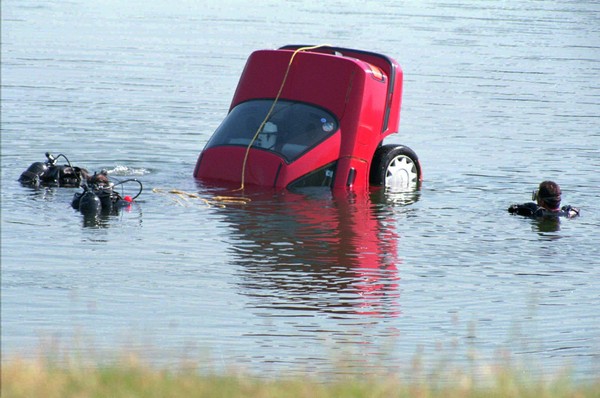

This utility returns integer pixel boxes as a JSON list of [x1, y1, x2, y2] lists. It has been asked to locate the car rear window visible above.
[[205, 99, 338, 162]]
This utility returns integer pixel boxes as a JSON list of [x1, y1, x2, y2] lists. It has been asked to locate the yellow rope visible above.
[[235, 44, 332, 191], [152, 188, 250, 208]]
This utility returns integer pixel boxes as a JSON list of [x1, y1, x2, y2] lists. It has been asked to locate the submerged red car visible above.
[[194, 45, 422, 192]]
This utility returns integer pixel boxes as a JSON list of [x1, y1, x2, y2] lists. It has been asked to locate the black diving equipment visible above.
[[19, 152, 90, 187], [71, 171, 143, 215]]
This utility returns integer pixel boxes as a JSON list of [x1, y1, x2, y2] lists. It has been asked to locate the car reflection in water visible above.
[[203, 183, 420, 318]]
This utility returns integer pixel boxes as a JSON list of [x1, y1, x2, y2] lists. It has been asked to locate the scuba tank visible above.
[[18, 162, 49, 186], [76, 186, 103, 214]]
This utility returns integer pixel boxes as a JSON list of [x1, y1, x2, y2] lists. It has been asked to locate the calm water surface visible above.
[[2, 0, 599, 381]]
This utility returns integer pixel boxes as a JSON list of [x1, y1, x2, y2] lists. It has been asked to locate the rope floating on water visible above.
[[152, 188, 251, 207]]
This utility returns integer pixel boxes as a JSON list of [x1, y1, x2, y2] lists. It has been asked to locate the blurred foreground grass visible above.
[[2, 353, 599, 398]]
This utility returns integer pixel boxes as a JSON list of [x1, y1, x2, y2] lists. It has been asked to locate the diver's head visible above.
[[534, 180, 562, 211], [89, 170, 110, 187]]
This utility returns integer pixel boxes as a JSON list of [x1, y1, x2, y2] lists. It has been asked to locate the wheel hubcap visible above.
[[385, 155, 418, 191]]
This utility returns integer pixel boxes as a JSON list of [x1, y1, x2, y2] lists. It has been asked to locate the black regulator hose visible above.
[[112, 178, 143, 200], [45, 152, 73, 168]]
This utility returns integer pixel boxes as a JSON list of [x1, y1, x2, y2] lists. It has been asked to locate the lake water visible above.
[[2, 0, 599, 382]]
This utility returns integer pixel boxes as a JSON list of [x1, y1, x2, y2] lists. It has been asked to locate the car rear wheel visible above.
[[370, 144, 421, 191]]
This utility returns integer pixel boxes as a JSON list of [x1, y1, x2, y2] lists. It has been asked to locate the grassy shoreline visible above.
[[2, 354, 599, 398]]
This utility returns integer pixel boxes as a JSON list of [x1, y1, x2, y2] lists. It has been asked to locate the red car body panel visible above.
[[197, 131, 341, 189], [194, 45, 405, 191]]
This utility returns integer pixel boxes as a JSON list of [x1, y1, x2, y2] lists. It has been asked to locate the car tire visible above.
[[370, 144, 421, 190]]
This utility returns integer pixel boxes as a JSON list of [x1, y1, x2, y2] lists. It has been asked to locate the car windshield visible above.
[[205, 99, 339, 162]]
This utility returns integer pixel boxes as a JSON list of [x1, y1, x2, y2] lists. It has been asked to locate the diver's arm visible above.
[[508, 202, 537, 217]]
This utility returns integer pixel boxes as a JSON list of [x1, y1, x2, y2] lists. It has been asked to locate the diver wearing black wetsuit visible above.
[[508, 180, 580, 218]]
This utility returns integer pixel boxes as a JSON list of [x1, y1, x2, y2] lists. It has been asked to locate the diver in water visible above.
[[508, 180, 580, 218], [19, 152, 90, 187]]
